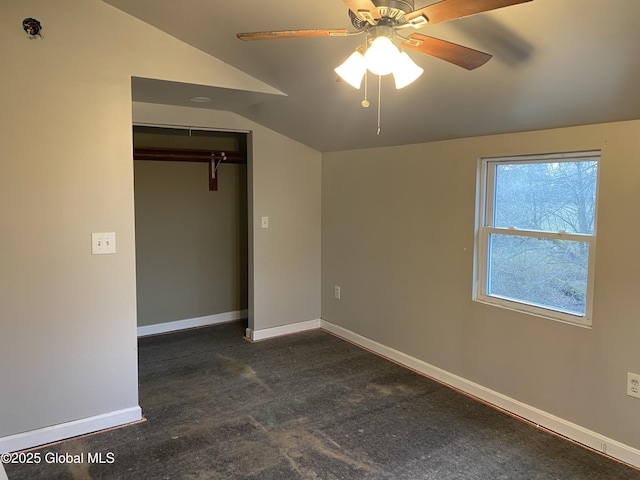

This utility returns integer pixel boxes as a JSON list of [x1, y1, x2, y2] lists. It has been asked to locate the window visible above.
[[475, 151, 600, 326]]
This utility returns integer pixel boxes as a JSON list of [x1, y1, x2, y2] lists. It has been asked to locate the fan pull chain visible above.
[[376, 75, 382, 135], [361, 70, 370, 108]]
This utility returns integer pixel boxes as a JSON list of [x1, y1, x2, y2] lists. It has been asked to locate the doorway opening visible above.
[[132, 125, 249, 336]]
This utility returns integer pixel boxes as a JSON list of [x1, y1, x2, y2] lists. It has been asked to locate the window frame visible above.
[[474, 151, 600, 327]]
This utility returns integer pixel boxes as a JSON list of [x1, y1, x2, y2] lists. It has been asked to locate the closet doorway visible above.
[[133, 125, 249, 336]]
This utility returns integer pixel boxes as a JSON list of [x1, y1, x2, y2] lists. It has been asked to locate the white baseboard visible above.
[[246, 318, 321, 342], [0, 406, 142, 454], [137, 310, 248, 337], [319, 319, 640, 470]]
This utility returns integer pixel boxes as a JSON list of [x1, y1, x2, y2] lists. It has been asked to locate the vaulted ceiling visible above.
[[103, 0, 640, 152]]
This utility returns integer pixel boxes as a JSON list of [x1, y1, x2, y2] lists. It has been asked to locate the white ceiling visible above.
[[104, 0, 640, 152]]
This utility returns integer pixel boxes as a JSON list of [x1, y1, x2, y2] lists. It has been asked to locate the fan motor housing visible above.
[[374, 0, 415, 16], [350, 0, 415, 29]]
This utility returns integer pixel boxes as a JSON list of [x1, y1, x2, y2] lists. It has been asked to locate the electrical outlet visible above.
[[627, 373, 640, 399], [334, 285, 341, 300]]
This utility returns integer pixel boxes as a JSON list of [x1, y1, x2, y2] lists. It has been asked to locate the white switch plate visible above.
[[92, 232, 116, 255], [335, 285, 341, 300], [261, 216, 269, 229]]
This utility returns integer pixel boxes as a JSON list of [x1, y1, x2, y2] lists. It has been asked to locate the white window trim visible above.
[[474, 151, 600, 327]]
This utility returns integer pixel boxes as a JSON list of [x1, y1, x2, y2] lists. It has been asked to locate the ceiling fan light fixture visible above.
[[392, 51, 424, 89], [364, 34, 401, 76], [335, 50, 367, 89]]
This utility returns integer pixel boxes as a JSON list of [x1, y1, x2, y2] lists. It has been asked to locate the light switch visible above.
[[92, 232, 116, 255], [261, 216, 269, 229]]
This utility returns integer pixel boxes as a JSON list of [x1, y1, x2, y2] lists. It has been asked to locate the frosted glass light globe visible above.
[[335, 51, 367, 89], [365, 36, 401, 76], [393, 51, 424, 89]]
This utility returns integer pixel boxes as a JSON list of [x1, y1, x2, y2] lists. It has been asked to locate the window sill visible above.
[[474, 295, 592, 329]]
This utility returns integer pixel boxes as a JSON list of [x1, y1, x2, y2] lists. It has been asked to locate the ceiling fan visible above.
[[238, 0, 532, 76], [238, 0, 532, 134]]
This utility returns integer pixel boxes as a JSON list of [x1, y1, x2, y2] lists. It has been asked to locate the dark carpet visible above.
[[5, 321, 640, 479]]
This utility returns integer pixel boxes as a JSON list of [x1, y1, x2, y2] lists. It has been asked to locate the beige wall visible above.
[[322, 120, 640, 450], [134, 161, 248, 326], [0, 0, 296, 445]]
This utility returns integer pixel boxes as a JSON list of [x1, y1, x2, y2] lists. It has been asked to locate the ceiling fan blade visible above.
[[342, 0, 381, 24], [405, 0, 532, 27], [237, 29, 349, 41], [401, 33, 492, 70]]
